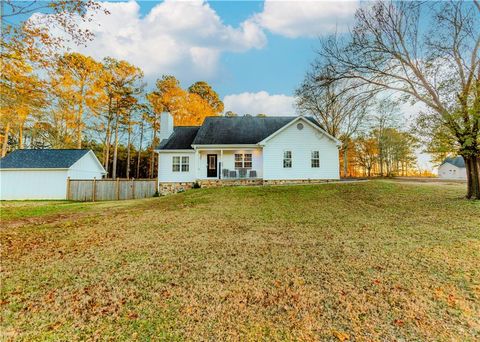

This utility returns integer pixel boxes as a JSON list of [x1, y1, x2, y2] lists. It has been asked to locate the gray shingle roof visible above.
[[158, 126, 200, 150], [156, 116, 326, 150], [192, 116, 322, 145], [0, 149, 91, 169], [441, 156, 465, 168]]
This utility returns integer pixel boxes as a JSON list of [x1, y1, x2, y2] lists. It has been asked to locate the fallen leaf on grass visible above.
[[332, 330, 350, 341], [47, 321, 62, 331], [128, 312, 138, 319]]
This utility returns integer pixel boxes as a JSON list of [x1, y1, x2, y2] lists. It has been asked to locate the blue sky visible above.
[[204, 1, 318, 97], [27, 0, 360, 116], [128, 1, 318, 96]]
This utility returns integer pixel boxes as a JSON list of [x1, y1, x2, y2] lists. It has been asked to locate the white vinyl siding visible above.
[[262, 118, 340, 180], [158, 152, 196, 182], [0, 170, 69, 200], [67, 152, 106, 179]]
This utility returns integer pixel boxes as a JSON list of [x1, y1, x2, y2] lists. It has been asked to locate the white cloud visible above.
[[223, 91, 297, 116], [30, 0, 266, 81], [252, 0, 360, 38], [28, 0, 361, 82]]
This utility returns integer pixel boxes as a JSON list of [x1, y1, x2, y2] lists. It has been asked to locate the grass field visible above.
[[1, 181, 479, 341]]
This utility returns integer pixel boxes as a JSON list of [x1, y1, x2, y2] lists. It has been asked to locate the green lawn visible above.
[[1, 181, 479, 340]]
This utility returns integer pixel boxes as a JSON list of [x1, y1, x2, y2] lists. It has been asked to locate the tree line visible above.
[[296, 0, 479, 198], [1, 49, 224, 178]]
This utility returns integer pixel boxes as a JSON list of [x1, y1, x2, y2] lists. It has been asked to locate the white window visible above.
[[311, 151, 320, 168], [234, 153, 252, 168], [172, 156, 180, 172], [172, 156, 189, 172], [283, 151, 292, 168], [181, 156, 189, 172], [244, 154, 252, 168]]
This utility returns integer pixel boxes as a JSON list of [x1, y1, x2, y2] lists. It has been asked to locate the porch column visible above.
[[194, 148, 199, 180], [220, 149, 223, 179]]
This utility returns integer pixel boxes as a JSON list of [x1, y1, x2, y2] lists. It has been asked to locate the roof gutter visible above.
[[155, 149, 195, 153], [0, 168, 69, 171], [192, 144, 260, 149]]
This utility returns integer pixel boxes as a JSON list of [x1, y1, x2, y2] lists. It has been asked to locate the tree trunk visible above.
[[149, 128, 157, 178], [103, 96, 113, 174], [19, 122, 24, 149], [136, 119, 144, 179], [343, 145, 348, 178], [2, 121, 10, 157], [112, 115, 119, 180], [77, 92, 84, 149], [465, 154, 480, 200], [76, 115, 82, 148], [126, 116, 132, 179]]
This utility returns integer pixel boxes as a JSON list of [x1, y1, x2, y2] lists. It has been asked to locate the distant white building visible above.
[[437, 156, 467, 180], [0, 149, 106, 200]]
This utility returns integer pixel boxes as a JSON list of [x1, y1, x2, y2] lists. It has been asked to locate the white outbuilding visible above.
[[0, 149, 106, 200], [437, 156, 467, 180]]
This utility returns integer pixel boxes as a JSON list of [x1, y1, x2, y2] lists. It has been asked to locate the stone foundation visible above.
[[199, 178, 263, 188], [159, 182, 194, 195], [159, 178, 338, 195]]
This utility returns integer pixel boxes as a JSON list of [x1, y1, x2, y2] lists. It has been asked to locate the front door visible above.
[[207, 154, 218, 178]]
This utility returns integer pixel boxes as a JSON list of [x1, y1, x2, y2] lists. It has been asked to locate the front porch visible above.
[[194, 146, 263, 180]]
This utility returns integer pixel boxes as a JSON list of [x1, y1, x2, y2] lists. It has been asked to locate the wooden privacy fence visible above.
[[67, 178, 157, 201]]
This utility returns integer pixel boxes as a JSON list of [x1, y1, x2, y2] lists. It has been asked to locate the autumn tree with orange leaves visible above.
[[0, 40, 45, 156], [147, 75, 223, 127], [53, 53, 106, 149]]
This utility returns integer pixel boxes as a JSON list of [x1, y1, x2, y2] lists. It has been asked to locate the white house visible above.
[[0, 149, 106, 200], [155, 112, 340, 192], [437, 156, 467, 180]]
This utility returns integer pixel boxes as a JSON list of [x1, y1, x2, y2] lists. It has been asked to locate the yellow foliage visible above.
[[53, 53, 107, 147], [1, 38, 45, 152], [147, 76, 220, 126]]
